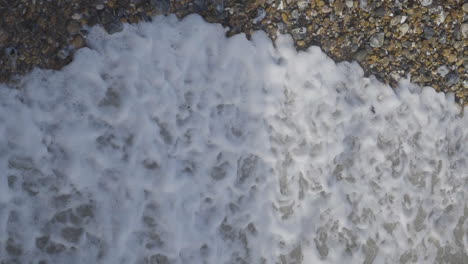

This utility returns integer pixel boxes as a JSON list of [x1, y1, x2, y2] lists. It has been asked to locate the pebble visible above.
[[96, 4, 105, 10], [369, 33, 384, 48], [71, 13, 82, 20], [461, 24, 468, 39], [66, 21, 81, 35], [297, 0, 308, 10], [291, 27, 307, 40], [321, 5, 332, 13], [423, 27, 435, 40], [345, 0, 353, 8], [291, 10, 300, 20], [420, 0, 432, 7], [463, 3, 468, 12], [71, 35, 85, 49], [57, 48, 70, 60], [297, 40, 306, 47], [446, 73, 459, 86], [253, 8, 266, 24], [398, 23, 409, 37], [0, 29, 8, 44], [437, 66, 449, 76], [104, 21, 123, 34]]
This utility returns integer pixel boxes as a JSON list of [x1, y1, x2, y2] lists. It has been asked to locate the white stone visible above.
[[437, 66, 449, 77], [420, 0, 432, 7]]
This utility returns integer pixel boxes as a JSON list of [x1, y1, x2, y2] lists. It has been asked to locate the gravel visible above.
[[0, 0, 467, 104]]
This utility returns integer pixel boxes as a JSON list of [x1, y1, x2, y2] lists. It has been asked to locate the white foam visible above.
[[0, 14, 467, 264]]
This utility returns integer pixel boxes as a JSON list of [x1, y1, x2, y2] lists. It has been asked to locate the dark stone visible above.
[[36, 236, 50, 250], [45, 241, 65, 255], [423, 27, 435, 40], [104, 21, 123, 34], [147, 254, 170, 264], [61, 227, 84, 243], [5, 238, 22, 256], [76, 203, 94, 218]]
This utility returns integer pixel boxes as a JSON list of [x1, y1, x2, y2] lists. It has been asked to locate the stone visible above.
[[252, 8, 266, 24], [291, 9, 299, 20], [461, 24, 468, 39], [420, 0, 432, 7], [345, 0, 353, 8], [61, 227, 84, 243], [104, 21, 123, 34], [375, 7, 386, 17], [333, 0, 345, 14], [66, 21, 81, 35], [463, 3, 468, 12], [291, 27, 307, 40], [423, 27, 435, 40], [446, 73, 459, 86], [437, 66, 449, 76], [297, 40, 306, 47], [369, 33, 384, 48], [71, 13, 82, 20], [398, 23, 409, 37], [297, 0, 308, 9], [71, 35, 85, 49], [96, 4, 105, 10], [0, 29, 9, 44], [321, 5, 332, 13]]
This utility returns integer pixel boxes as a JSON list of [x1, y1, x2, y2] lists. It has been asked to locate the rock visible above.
[[66, 21, 81, 35], [369, 33, 384, 48], [423, 27, 435, 40], [96, 4, 105, 10], [6, 238, 22, 256], [252, 8, 266, 24], [71, 35, 85, 49], [375, 7, 386, 17], [291, 27, 307, 40], [463, 3, 468, 12], [354, 49, 369, 62], [57, 48, 70, 60], [71, 13, 82, 20], [281, 12, 289, 23], [446, 73, 459, 86], [297, 0, 308, 9], [104, 21, 123, 34], [437, 66, 449, 77], [321, 5, 332, 13], [420, 0, 432, 7], [461, 24, 468, 39], [61, 227, 84, 243], [291, 9, 299, 20], [147, 254, 170, 264], [297, 40, 306, 47], [0, 29, 8, 44], [345, 0, 353, 8], [398, 23, 409, 37], [333, 0, 345, 15], [390, 16, 400, 26]]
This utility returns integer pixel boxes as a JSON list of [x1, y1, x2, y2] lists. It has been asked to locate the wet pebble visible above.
[[463, 3, 468, 12], [253, 8, 266, 24], [420, 0, 432, 7], [369, 33, 384, 48], [436, 66, 449, 76], [291, 27, 307, 40], [104, 21, 123, 34], [461, 24, 468, 39], [446, 73, 459, 86], [423, 27, 435, 40]]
